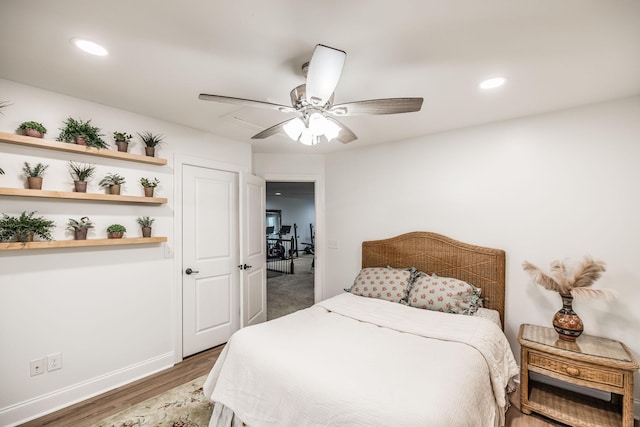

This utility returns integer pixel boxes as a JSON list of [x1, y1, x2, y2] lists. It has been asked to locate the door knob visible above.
[[238, 264, 253, 270], [185, 268, 199, 275]]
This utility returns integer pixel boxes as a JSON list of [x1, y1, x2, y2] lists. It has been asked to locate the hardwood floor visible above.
[[20, 345, 223, 427], [20, 344, 636, 427]]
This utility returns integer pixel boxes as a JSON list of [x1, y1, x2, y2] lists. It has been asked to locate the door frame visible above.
[[261, 173, 324, 304], [173, 154, 249, 363]]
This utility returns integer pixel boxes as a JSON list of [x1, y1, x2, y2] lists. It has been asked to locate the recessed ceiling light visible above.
[[479, 77, 506, 90], [72, 38, 108, 56]]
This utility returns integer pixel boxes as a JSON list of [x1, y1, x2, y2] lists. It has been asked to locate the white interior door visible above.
[[182, 165, 239, 357], [241, 173, 267, 327]]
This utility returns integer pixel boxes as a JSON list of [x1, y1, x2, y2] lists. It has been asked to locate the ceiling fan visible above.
[[199, 44, 423, 146]]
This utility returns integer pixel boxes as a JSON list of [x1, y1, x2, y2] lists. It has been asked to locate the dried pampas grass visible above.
[[522, 255, 613, 298]]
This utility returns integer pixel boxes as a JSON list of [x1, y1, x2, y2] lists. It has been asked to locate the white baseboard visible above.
[[0, 351, 175, 427]]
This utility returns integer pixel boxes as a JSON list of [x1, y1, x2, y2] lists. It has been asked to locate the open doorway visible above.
[[266, 181, 315, 320]]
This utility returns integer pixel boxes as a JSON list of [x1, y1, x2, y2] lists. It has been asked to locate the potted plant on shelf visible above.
[[137, 131, 164, 157], [140, 177, 159, 197], [99, 173, 126, 195], [0, 211, 55, 243], [22, 161, 49, 190], [136, 216, 155, 238], [67, 216, 94, 240], [113, 131, 133, 153], [106, 224, 126, 239], [68, 161, 96, 193], [57, 117, 108, 148], [17, 121, 48, 138]]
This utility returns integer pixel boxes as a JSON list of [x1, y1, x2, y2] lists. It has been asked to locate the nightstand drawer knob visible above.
[[565, 366, 580, 376]]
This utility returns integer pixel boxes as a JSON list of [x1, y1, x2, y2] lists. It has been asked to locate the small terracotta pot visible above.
[[145, 146, 155, 157], [75, 135, 87, 146], [16, 232, 35, 242], [74, 180, 88, 193], [108, 232, 124, 239], [108, 184, 121, 195], [74, 228, 88, 240], [24, 129, 44, 138], [141, 227, 152, 238], [27, 176, 43, 190], [144, 187, 154, 197], [115, 140, 129, 152]]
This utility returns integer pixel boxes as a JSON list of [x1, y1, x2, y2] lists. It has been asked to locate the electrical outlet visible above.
[[30, 358, 45, 376], [47, 352, 62, 372]]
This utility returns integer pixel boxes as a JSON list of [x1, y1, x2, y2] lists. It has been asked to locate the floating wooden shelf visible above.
[[0, 237, 167, 251], [0, 187, 167, 204], [0, 132, 167, 166]]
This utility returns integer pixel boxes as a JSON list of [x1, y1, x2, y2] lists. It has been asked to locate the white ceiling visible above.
[[1, 1, 639, 154]]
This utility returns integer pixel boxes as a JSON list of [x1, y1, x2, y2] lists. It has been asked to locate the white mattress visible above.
[[204, 293, 518, 427]]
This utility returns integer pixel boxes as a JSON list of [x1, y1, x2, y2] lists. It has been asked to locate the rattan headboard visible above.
[[362, 232, 506, 328]]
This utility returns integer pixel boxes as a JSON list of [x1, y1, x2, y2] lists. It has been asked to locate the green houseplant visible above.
[[0, 211, 55, 243], [137, 131, 164, 157], [18, 121, 47, 138], [67, 216, 94, 240], [106, 223, 126, 239], [68, 161, 96, 193], [140, 177, 159, 197], [99, 173, 126, 195], [22, 161, 49, 190], [136, 216, 155, 238], [113, 131, 133, 152], [57, 117, 107, 148]]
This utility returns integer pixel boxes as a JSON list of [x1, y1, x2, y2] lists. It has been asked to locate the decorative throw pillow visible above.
[[407, 273, 482, 315], [345, 267, 414, 303]]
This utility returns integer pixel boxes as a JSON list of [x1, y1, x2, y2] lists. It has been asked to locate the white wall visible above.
[[324, 96, 640, 404], [0, 79, 251, 425]]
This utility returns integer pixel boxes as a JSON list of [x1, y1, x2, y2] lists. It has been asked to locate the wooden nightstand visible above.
[[519, 324, 639, 427]]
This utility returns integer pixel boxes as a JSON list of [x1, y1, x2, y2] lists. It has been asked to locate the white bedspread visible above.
[[203, 293, 519, 427]]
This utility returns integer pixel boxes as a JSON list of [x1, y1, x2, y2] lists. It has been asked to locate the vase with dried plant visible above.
[[522, 256, 610, 341]]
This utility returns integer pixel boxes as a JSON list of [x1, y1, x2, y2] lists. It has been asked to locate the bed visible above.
[[203, 232, 519, 427]]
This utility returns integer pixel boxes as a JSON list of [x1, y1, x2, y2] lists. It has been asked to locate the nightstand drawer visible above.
[[529, 351, 623, 387]]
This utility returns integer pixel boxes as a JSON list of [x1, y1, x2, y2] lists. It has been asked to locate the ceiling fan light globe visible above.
[[308, 112, 326, 133], [283, 118, 305, 140], [324, 120, 341, 140], [299, 128, 314, 146]]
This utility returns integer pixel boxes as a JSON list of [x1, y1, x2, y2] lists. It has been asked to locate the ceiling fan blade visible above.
[[326, 116, 357, 144], [328, 97, 423, 116], [305, 44, 346, 107], [198, 93, 295, 113], [251, 118, 299, 140]]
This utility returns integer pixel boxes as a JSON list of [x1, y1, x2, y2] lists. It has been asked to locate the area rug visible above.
[[94, 375, 212, 427]]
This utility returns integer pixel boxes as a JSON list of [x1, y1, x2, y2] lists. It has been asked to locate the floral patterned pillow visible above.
[[407, 273, 482, 315], [345, 267, 414, 303]]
